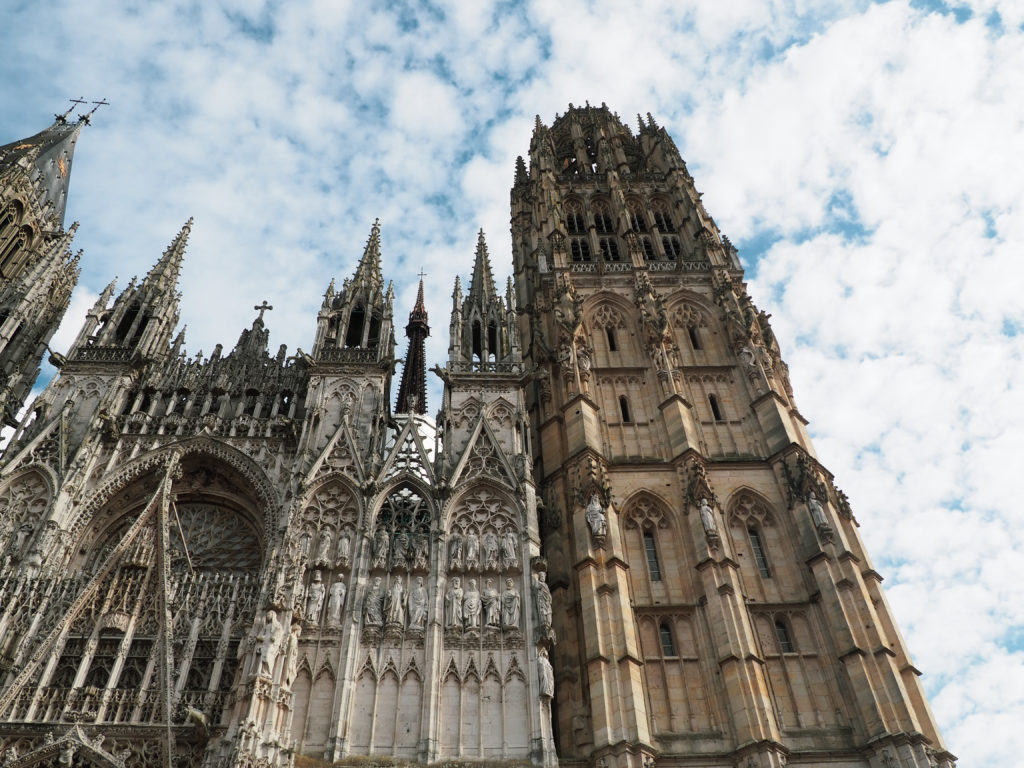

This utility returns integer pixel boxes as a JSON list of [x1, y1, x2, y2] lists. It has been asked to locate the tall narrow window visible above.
[[709, 394, 724, 421], [643, 531, 662, 581], [775, 620, 795, 653], [566, 201, 586, 233], [641, 237, 655, 259], [345, 306, 365, 347], [471, 321, 483, 360], [659, 623, 677, 656], [688, 325, 702, 350], [570, 238, 592, 262], [487, 322, 499, 360], [748, 528, 771, 578], [598, 237, 621, 261], [662, 235, 681, 258], [619, 395, 632, 423], [606, 326, 617, 352]]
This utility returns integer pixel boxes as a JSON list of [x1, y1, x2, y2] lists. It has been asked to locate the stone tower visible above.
[[0, 106, 952, 768], [0, 110, 86, 426], [510, 104, 954, 768]]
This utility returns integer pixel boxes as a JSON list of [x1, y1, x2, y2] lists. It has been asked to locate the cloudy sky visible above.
[[2, 0, 1022, 763]]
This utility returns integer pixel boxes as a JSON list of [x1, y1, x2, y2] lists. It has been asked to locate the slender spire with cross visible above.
[[254, 300, 273, 322], [80, 98, 109, 124], [56, 97, 87, 124]]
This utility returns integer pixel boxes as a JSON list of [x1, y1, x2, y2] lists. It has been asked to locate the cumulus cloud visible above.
[[1, 0, 1022, 763]]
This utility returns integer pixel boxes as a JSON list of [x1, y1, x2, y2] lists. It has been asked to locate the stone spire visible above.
[[352, 218, 384, 292], [467, 229, 496, 303], [395, 277, 430, 415], [0, 114, 86, 229]]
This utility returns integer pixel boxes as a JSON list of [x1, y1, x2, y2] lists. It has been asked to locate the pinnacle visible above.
[[144, 217, 192, 290], [352, 218, 384, 288], [468, 229, 496, 301]]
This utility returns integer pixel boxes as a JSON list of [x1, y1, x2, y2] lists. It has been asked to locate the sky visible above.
[[2, 0, 1023, 763]]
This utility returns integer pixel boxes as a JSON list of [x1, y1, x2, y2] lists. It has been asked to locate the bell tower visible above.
[[513, 104, 954, 768]]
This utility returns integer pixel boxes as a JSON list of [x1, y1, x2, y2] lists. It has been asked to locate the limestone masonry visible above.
[[0, 104, 954, 768]]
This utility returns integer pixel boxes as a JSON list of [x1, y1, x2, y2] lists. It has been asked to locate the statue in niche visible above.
[[326, 580, 346, 626], [532, 570, 553, 636], [698, 498, 718, 536], [335, 528, 352, 568], [372, 527, 389, 569], [385, 577, 406, 627], [315, 529, 333, 564], [23, 551, 41, 579], [363, 577, 384, 627], [305, 570, 326, 622], [482, 578, 500, 628], [409, 576, 428, 629], [12, 522, 33, 556], [808, 492, 828, 528], [283, 622, 301, 687], [502, 578, 521, 629], [412, 530, 429, 570], [445, 576, 464, 628], [463, 578, 482, 629], [585, 493, 608, 540], [465, 529, 480, 570], [392, 530, 409, 568], [448, 530, 463, 571], [501, 527, 518, 570], [483, 530, 500, 570], [538, 647, 554, 699], [256, 609, 284, 677], [299, 530, 313, 559]]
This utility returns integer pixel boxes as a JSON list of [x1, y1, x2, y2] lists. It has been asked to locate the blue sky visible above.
[[3, 0, 1024, 763]]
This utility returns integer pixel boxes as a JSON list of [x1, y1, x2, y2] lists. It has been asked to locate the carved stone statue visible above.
[[305, 570, 325, 622], [448, 531, 463, 571], [299, 530, 313, 559], [501, 527, 518, 570], [482, 578, 500, 628], [392, 530, 410, 569], [372, 527, 390, 569], [445, 576, 464, 628], [385, 577, 406, 627], [283, 622, 301, 687], [483, 530, 499, 570], [502, 578, 521, 629], [256, 609, 284, 677], [698, 497, 718, 535], [412, 530, 429, 570], [585, 493, 608, 539], [335, 528, 352, 567], [463, 578, 482, 629], [315, 529, 333, 564], [533, 570, 552, 635], [465, 530, 480, 570], [363, 577, 384, 627], [326, 580, 346, 625], [538, 647, 554, 699], [409, 576, 428, 629], [808, 492, 828, 528]]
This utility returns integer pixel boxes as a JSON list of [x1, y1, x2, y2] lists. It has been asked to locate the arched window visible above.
[[605, 326, 618, 352], [598, 236, 621, 261], [627, 201, 648, 232], [748, 527, 771, 578], [774, 619, 795, 653], [651, 200, 675, 232], [619, 395, 632, 423], [659, 622, 677, 656], [641, 236, 655, 260], [565, 200, 586, 234], [642, 530, 662, 581], [471, 320, 483, 360], [688, 325, 702, 350], [570, 238, 592, 262], [367, 314, 381, 349], [487, 321, 499, 360], [708, 394, 724, 421], [345, 305, 365, 347], [662, 235, 681, 259], [593, 201, 614, 234], [115, 302, 142, 344]]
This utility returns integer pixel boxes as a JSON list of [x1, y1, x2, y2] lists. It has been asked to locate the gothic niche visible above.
[[362, 485, 431, 643], [443, 488, 523, 647], [36, 458, 266, 733]]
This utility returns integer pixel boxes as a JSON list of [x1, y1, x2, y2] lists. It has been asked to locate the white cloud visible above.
[[1, 0, 1022, 763]]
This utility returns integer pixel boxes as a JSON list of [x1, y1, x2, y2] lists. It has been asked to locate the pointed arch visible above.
[[724, 487, 777, 528]]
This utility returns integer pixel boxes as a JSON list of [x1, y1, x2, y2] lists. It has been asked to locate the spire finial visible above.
[[56, 98, 87, 124], [254, 300, 273, 322], [79, 98, 109, 125]]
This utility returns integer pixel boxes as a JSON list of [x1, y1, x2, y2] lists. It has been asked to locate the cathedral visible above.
[[0, 104, 954, 768]]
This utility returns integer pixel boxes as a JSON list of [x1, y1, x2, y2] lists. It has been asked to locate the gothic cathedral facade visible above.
[[0, 105, 953, 768]]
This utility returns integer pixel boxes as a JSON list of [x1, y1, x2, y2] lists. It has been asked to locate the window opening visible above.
[[709, 394, 724, 421], [598, 237, 621, 261], [487, 322, 499, 360], [659, 623, 677, 656], [472, 320, 483, 360], [688, 325, 702, 350], [775, 620, 795, 653], [345, 305, 365, 347], [643, 531, 662, 581], [619, 395, 632, 423], [641, 237, 655, 259], [570, 238, 592, 262], [606, 326, 617, 352], [662, 235, 681, 259], [748, 528, 771, 578]]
